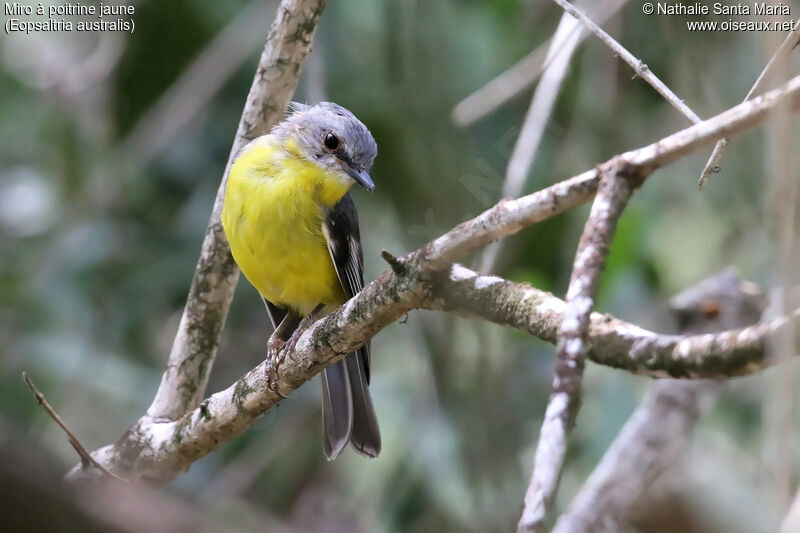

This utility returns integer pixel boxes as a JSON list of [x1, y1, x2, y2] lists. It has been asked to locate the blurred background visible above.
[[1, 0, 799, 531]]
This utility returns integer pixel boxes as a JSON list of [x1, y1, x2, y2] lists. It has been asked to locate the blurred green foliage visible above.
[[1, 0, 798, 531]]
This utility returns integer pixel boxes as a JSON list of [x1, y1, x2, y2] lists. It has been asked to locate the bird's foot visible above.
[[265, 310, 321, 399], [265, 325, 308, 398], [266, 335, 288, 399], [282, 322, 306, 359]]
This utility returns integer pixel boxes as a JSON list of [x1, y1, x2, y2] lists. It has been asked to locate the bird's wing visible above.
[[324, 194, 364, 293], [323, 193, 369, 377], [322, 193, 381, 458]]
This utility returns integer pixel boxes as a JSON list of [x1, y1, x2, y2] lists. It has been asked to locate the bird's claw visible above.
[[265, 326, 305, 399], [266, 336, 288, 399], [283, 326, 304, 360]]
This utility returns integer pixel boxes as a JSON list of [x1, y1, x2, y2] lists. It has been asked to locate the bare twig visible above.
[[146, 0, 327, 421], [518, 159, 641, 532], [452, 0, 627, 126], [551, 268, 767, 533], [479, 11, 584, 273], [65, 74, 800, 484], [552, 0, 702, 124], [23, 371, 126, 482], [699, 21, 800, 189]]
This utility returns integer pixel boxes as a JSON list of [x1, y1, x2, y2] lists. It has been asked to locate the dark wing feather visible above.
[[323, 193, 381, 458], [324, 194, 369, 372], [325, 195, 365, 295]]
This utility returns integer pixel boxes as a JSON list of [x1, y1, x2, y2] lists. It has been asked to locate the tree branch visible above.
[[146, 0, 327, 421], [551, 268, 767, 533], [432, 266, 797, 379], [518, 159, 641, 532], [23, 372, 126, 482], [552, 0, 702, 124], [66, 74, 800, 484], [698, 21, 800, 188], [451, 0, 627, 127]]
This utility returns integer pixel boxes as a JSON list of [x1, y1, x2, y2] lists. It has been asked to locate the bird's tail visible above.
[[321, 360, 352, 460], [345, 347, 381, 458], [321, 348, 381, 460]]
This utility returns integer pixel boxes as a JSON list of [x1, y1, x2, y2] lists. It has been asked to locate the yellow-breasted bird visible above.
[[222, 102, 380, 460]]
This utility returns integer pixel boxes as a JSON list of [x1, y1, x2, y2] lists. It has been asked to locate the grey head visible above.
[[272, 101, 378, 191]]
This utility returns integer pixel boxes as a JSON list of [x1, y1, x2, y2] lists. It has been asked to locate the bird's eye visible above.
[[324, 133, 340, 151]]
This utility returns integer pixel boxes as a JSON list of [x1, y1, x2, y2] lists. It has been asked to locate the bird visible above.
[[221, 101, 381, 460]]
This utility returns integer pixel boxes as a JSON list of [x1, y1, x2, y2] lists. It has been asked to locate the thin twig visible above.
[[552, 0, 702, 124], [699, 21, 800, 189], [452, 0, 627, 126], [518, 159, 641, 532], [479, 11, 584, 273], [23, 371, 126, 482]]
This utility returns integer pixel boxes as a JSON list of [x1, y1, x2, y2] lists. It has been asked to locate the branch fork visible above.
[[519, 158, 641, 532]]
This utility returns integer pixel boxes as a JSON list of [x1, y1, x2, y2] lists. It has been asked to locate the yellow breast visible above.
[[222, 137, 351, 316]]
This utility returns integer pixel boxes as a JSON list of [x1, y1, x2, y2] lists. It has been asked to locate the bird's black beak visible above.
[[335, 152, 375, 192], [340, 161, 375, 192], [346, 167, 375, 192]]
